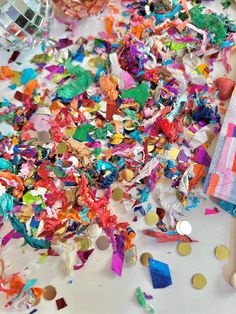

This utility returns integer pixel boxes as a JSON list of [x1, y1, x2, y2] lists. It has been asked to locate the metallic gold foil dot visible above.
[[112, 187, 124, 201], [56, 142, 67, 154], [140, 252, 153, 267], [145, 212, 159, 226], [192, 274, 207, 289], [120, 169, 134, 182], [214, 244, 229, 261], [64, 127, 76, 137], [76, 237, 91, 251], [177, 242, 191, 256]]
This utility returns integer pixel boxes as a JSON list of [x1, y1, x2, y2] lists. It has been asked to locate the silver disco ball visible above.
[[0, 0, 53, 50]]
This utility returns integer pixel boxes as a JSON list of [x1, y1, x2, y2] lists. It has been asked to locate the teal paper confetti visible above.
[[9, 215, 50, 249], [0, 158, 13, 172], [20, 68, 38, 85], [0, 193, 14, 220]]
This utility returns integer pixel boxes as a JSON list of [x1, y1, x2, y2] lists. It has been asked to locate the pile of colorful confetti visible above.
[[0, 0, 236, 312]]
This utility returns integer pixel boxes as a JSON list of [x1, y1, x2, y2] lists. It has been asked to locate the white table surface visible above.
[[1, 1, 236, 314]]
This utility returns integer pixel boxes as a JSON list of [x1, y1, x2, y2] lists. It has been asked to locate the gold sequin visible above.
[[192, 274, 207, 289], [145, 212, 159, 226], [214, 244, 229, 261], [140, 252, 153, 267], [177, 242, 191, 256]]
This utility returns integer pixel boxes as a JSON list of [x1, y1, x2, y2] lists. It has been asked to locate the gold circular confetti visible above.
[[145, 212, 159, 226], [140, 252, 153, 267], [192, 273, 207, 289], [57, 142, 67, 154], [177, 242, 191, 256], [76, 237, 91, 251], [112, 187, 124, 201], [121, 169, 134, 182], [64, 127, 76, 137], [43, 285, 57, 301], [214, 244, 229, 261]]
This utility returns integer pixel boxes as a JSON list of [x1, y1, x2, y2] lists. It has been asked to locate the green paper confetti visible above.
[[221, 0, 231, 9], [122, 108, 139, 121], [189, 6, 227, 44], [92, 123, 114, 140], [57, 76, 93, 99], [136, 287, 155, 314], [23, 191, 41, 205], [0, 158, 13, 172], [121, 82, 149, 108], [57, 59, 94, 99], [93, 147, 101, 157], [166, 41, 189, 51], [73, 124, 95, 142]]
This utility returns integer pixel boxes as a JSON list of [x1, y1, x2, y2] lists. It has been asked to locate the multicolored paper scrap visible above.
[[204, 87, 236, 205]]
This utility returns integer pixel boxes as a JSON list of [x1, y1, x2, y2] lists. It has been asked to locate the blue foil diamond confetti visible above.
[[149, 258, 172, 289]]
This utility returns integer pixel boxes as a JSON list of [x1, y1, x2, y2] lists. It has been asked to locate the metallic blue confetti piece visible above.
[[149, 258, 172, 289]]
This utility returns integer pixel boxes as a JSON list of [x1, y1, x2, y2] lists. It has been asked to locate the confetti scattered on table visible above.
[[0, 0, 235, 312]]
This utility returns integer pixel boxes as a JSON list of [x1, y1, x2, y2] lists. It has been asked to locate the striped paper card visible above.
[[204, 87, 236, 204]]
